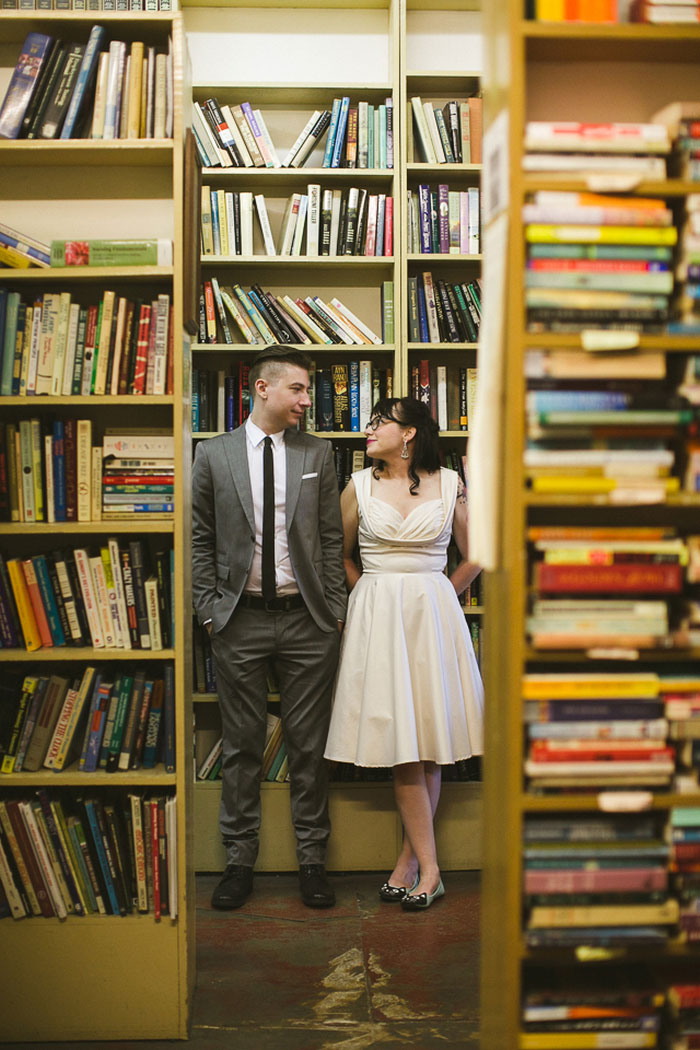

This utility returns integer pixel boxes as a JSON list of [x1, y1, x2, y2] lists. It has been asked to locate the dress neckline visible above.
[[368, 495, 443, 523]]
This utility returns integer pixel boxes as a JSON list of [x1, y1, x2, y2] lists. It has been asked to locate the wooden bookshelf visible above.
[[182, 0, 484, 874], [0, 13, 193, 1042], [479, 7, 700, 1049]]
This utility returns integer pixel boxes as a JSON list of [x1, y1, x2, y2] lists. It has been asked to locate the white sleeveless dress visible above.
[[325, 467, 484, 767]]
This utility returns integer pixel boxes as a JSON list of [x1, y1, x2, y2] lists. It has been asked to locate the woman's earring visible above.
[[401, 437, 409, 459]]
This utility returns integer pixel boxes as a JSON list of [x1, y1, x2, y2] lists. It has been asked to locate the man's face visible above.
[[260, 364, 312, 429]]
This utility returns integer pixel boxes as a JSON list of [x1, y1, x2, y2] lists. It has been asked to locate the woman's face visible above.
[[365, 414, 410, 460]]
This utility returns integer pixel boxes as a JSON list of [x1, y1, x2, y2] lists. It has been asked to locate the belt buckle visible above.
[[263, 598, 277, 612]]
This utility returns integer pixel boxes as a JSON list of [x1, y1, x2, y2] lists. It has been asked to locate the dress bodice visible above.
[[352, 467, 458, 575]]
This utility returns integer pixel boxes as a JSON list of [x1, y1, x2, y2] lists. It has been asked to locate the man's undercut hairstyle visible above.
[[248, 345, 313, 395]]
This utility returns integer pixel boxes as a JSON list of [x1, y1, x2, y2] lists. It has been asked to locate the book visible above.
[[50, 239, 173, 267], [0, 33, 54, 140]]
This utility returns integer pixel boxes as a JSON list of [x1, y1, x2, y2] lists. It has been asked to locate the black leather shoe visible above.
[[211, 864, 253, 909], [299, 864, 335, 908]]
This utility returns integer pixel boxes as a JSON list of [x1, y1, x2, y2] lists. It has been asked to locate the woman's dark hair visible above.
[[369, 397, 441, 494]]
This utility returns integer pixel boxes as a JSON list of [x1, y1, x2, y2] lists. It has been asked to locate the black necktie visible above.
[[262, 436, 276, 602]]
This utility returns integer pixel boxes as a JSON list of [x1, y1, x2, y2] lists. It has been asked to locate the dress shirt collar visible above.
[[245, 417, 286, 450]]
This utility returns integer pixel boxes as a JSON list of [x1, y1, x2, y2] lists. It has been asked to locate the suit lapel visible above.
[[285, 429, 305, 527], [223, 426, 255, 534]]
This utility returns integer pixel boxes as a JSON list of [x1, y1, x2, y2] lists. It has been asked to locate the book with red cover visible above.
[[529, 741, 674, 762], [4, 800, 53, 917], [524, 866, 668, 894], [535, 562, 683, 593]]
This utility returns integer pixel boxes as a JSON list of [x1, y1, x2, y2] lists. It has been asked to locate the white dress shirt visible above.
[[244, 418, 299, 595]]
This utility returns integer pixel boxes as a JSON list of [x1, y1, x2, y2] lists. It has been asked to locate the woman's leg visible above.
[[391, 761, 441, 896], [388, 760, 442, 888]]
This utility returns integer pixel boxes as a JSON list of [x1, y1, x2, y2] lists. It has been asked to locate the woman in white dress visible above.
[[325, 397, 484, 910]]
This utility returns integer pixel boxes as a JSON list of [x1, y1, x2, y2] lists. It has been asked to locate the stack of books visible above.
[[407, 273, 481, 343], [524, 375, 698, 499], [194, 95, 394, 170], [631, 0, 700, 22], [523, 671, 675, 790], [667, 982, 700, 1048], [101, 429, 174, 517], [523, 120, 669, 181], [0, 287, 174, 397], [523, 812, 676, 950], [0, 30, 173, 142], [314, 363, 392, 433], [200, 278, 386, 347], [524, 190, 676, 332], [410, 95, 482, 164], [663, 676, 700, 789], [671, 808, 700, 945], [407, 184, 480, 254], [0, 788, 177, 920], [528, 533, 686, 651], [522, 979, 665, 1050], [0, 539, 172, 652], [0, 221, 50, 270], [202, 186, 394, 258]]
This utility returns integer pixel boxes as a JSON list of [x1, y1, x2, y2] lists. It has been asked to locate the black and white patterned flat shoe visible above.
[[378, 875, 419, 902]]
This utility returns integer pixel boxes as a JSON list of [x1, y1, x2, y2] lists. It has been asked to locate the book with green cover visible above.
[[50, 239, 173, 267]]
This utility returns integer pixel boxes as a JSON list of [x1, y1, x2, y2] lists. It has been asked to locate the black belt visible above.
[[238, 593, 306, 612]]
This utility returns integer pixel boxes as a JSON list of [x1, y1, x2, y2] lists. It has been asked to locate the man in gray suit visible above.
[[192, 346, 347, 909]]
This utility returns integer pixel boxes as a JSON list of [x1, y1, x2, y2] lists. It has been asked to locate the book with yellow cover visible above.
[[525, 224, 678, 245], [523, 673, 660, 700], [6, 557, 41, 651], [520, 1032, 657, 1049], [528, 899, 679, 928]]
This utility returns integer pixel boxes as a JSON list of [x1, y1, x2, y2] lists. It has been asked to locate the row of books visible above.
[[0, 29, 173, 142], [656, 101, 700, 183], [410, 95, 482, 165], [0, 423, 175, 523], [196, 712, 287, 783], [523, 668, 700, 793], [0, 790, 177, 921], [525, 371, 700, 498], [0, 664, 174, 775], [407, 272, 482, 344], [194, 95, 394, 171], [527, 528, 700, 652], [410, 360, 477, 433], [201, 185, 394, 259], [407, 184, 480, 256], [0, 288, 174, 397], [522, 976, 700, 1049], [523, 119, 670, 181], [0, 539, 173, 651], [1, 0, 174, 9], [525, 191, 676, 332], [199, 278, 389, 347], [0, 226, 172, 270]]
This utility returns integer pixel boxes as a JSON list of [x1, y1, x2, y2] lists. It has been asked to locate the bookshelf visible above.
[[182, 0, 484, 874], [0, 12, 193, 1043], [479, 8, 700, 1049]]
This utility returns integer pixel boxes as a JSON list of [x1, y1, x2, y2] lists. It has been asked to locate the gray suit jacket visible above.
[[192, 425, 347, 634]]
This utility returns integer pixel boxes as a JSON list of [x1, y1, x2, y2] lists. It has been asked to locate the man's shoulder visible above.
[[287, 430, 330, 453]]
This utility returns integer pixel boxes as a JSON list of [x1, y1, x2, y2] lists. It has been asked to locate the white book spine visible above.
[[103, 41, 125, 140], [50, 292, 71, 396], [108, 538, 131, 650], [424, 102, 446, 163], [411, 96, 436, 164], [221, 104, 252, 167], [436, 366, 448, 431], [165, 795, 177, 918], [279, 192, 301, 256], [330, 298, 382, 345], [129, 794, 148, 912], [73, 548, 105, 647], [35, 293, 59, 396], [44, 435, 55, 524], [468, 187, 480, 253], [291, 195, 308, 256], [254, 109, 281, 168], [329, 189, 342, 257], [283, 110, 321, 167], [253, 194, 277, 256], [89, 554, 117, 648], [152, 293, 170, 395], [225, 192, 238, 255], [359, 360, 373, 430], [306, 183, 321, 256], [26, 302, 43, 395], [239, 192, 254, 255], [61, 303, 81, 396], [144, 577, 163, 650]]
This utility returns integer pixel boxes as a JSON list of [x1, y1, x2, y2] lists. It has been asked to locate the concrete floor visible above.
[[5, 871, 481, 1049]]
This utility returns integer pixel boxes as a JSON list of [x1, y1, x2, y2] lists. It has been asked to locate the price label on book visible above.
[[597, 790, 653, 812]]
